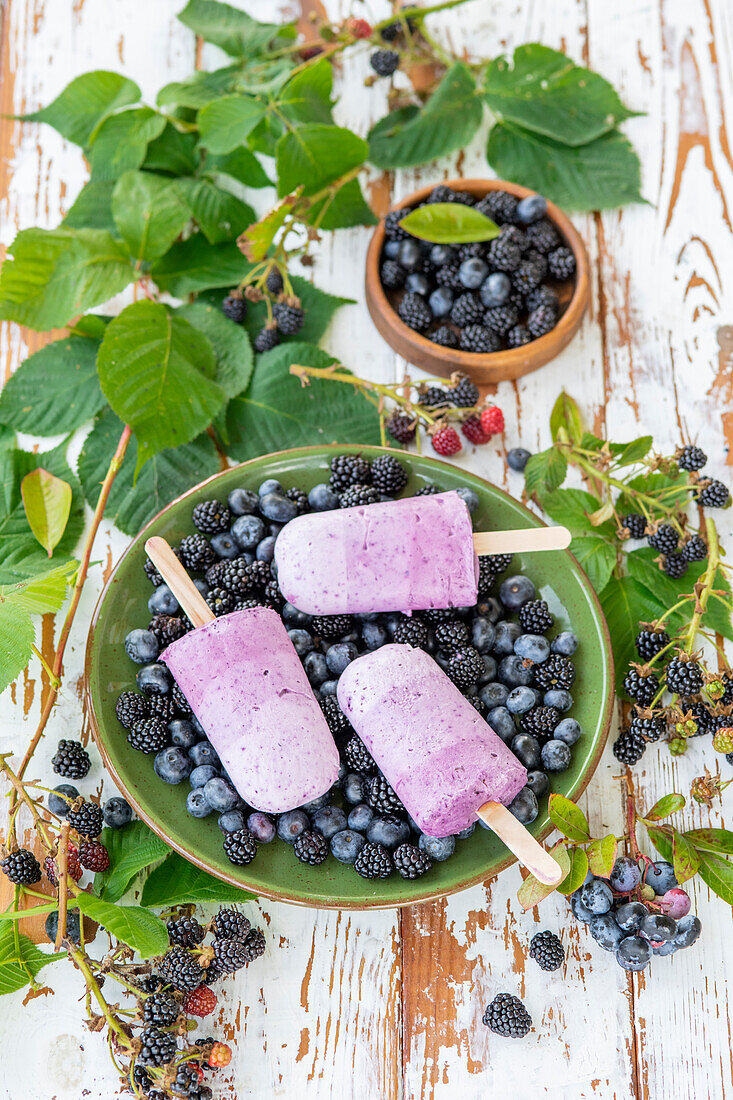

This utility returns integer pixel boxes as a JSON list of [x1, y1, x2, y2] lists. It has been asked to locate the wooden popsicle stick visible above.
[[476, 801, 564, 886], [144, 536, 214, 629], [473, 525, 571, 556]]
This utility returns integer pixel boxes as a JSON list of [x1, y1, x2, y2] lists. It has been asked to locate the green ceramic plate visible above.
[[85, 445, 614, 910]]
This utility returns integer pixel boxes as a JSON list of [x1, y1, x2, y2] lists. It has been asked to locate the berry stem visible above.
[[29, 644, 59, 688], [0, 756, 56, 852], [54, 821, 70, 952], [681, 516, 721, 655], [66, 942, 133, 1049]]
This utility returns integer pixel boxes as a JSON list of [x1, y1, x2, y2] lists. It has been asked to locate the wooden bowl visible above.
[[365, 178, 590, 385]]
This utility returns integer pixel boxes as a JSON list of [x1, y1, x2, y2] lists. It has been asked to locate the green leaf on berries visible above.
[[276, 59, 334, 125], [177, 301, 253, 398], [625, 548, 689, 622], [555, 845, 588, 896], [524, 446, 568, 498], [400, 203, 499, 244], [175, 178, 254, 245], [0, 561, 76, 695], [197, 95, 267, 154], [671, 830, 700, 884], [696, 852, 733, 905], [617, 435, 653, 464], [112, 171, 190, 264], [549, 391, 583, 444], [62, 180, 117, 233], [587, 834, 618, 878], [548, 793, 590, 843], [237, 193, 297, 262], [205, 147, 273, 190], [517, 841, 570, 910], [151, 237, 251, 296], [142, 123, 199, 176], [0, 336, 105, 436], [645, 793, 686, 822], [157, 65, 242, 110], [177, 0, 296, 58], [20, 70, 141, 146], [75, 894, 169, 959], [599, 576, 667, 691], [539, 488, 608, 536], [568, 536, 616, 594], [141, 851, 255, 907], [0, 923, 62, 995], [646, 825, 673, 863], [686, 562, 733, 642], [87, 108, 166, 181], [21, 469, 72, 557], [683, 828, 733, 856], [306, 178, 377, 230], [96, 822, 171, 903], [276, 125, 368, 198]]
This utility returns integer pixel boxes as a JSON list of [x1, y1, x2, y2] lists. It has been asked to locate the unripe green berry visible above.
[[640, 883, 656, 901], [712, 727, 733, 754], [668, 736, 688, 756]]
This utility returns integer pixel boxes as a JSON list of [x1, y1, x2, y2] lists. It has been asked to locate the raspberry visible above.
[[312, 614, 353, 639], [483, 992, 532, 1038], [192, 499, 230, 535], [293, 830, 329, 865], [507, 325, 531, 348], [184, 984, 217, 1018], [273, 301, 304, 335], [386, 411, 416, 443], [207, 1041, 232, 1068], [179, 533, 216, 572], [547, 246, 576, 279], [612, 730, 646, 765], [462, 416, 491, 445], [1, 848, 41, 885], [446, 646, 484, 688], [528, 929, 564, 971], [483, 305, 519, 335], [213, 908, 251, 940], [370, 48, 399, 76], [221, 294, 246, 324], [621, 513, 647, 539], [371, 454, 408, 494], [450, 292, 483, 328], [158, 947, 205, 992], [354, 841, 393, 879], [350, 17, 372, 37], [138, 1027, 177, 1067], [431, 426, 462, 456], [682, 535, 707, 562], [635, 629, 671, 661], [480, 406, 505, 435], [115, 691, 149, 728], [330, 454, 371, 491], [254, 326, 279, 353], [79, 840, 110, 873], [527, 305, 557, 338], [51, 739, 91, 780], [398, 291, 432, 332], [167, 916, 205, 948], [143, 990, 179, 1027], [697, 479, 730, 508], [393, 843, 432, 879], [460, 324, 501, 353], [518, 599, 554, 633], [677, 444, 707, 472], [430, 325, 459, 348], [223, 828, 258, 865], [647, 524, 678, 554], [380, 260, 406, 289], [339, 483, 381, 508], [623, 668, 660, 706], [451, 375, 480, 407], [67, 800, 104, 839]]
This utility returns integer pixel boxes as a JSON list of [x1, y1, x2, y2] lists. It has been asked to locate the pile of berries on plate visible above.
[[379, 185, 577, 353], [118, 453, 584, 883]]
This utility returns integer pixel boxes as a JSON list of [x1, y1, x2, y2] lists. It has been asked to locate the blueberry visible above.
[[282, 602, 312, 627], [499, 575, 536, 611], [397, 239, 421, 271], [644, 860, 677, 894], [203, 777, 239, 812], [49, 784, 79, 817], [459, 257, 489, 289], [285, 629, 311, 658], [514, 634, 550, 664], [277, 809, 310, 843], [480, 271, 512, 307], [471, 617, 496, 653], [506, 447, 531, 473], [428, 287, 453, 317], [362, 620, 389, 650], [590, 912, 625, 952], [541, 740, 572, 772], [256, 535, 277, 562], [101, 795, 133, 828], [189, 764, 219, 789], [303, 651, 328, 685], [506, 786, 538, 824], [137, 663, 171, 696], [673, 914, 702, 948], [190, 716, 206, 738], [543, 689, 573, 713], [326, 642, 358, 675], [193, 579, 210, 598], [511, 733, 542, 769], [155, 746, 192, 784], [609, 856, 642, 894], [367, 816, 410, 849], [384, 239, 401, 259], [246, 811, 276, 843], [653, 939, 679, 956], [259, 492, 298, 523], [456, 822, 476, 839], [124, 629, 160, 664], [418, 834, 456, 861], [429, 244, 455, 265], [169, 719, 198, 749], [302, 792, 332, 814], [614, 901, 648, 933], [579, 878, 614, 915], [477, 655, 497, 683], [148, 585, 179, 615], [227, 487, 259, 515], [342, 773, 366, 805], [516, 194, 548, 225], [551, 631, 578, 657], [308, 483, 340, 511], [570, 889, 594, 922], [455, 486, 479, 513], [405, 272, 430, 295], [616, 935, 651, 971], [313, 806, 348, 839], [641, 912, 677, 942], [188, 741, 221, 769], [210, 532, 239, 559], [320, 679, 339, 696], [479, 596, 503, 623], [480, 682, 509, 708], [186, 788, 212, 817], [487, 706, 515, 742], [498, 654, 534, 687], [525, 770, 549, 798], [553, 718, 581, 746], [45, 909, 81, 945], [231, 514, 266, 550], [258, 478, 283, 496], [331, 829, 366, 864], [347, 803, 375, 832], [492, 620, 522, 656]]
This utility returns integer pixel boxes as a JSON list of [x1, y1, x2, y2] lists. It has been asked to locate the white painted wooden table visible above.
[[1, 1, 733, 1097]]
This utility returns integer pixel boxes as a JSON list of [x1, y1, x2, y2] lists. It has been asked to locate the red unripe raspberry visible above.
[[184, 984, 218, 1018], [79, 840, 110, 872], [350, 17, 373, 38], [45, 843, 82, 886], [207, 1041, 232, 1068], [431, 426, 462, 456], [461, 416, 491, 445], [480, 405, 505, 435]]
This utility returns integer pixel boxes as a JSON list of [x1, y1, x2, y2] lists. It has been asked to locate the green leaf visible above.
[[151, 237, 250, 296], [0, 228, 135, 332], [617, 436, 653, 464], [21, 469, 72, 557], [646, 824, 673, 863], [141, 851, 255, 907], [197, 95, 267, 154], [96, 822, 171, 903], [524, 446, 567, 497], [205, 147, 272, 189], [517, 841, 570, 910], [142, 123, 199, 176], [569, 535, 616, 593], [237, 194, 296, 262], [645, 793, 686, 822], [488, 123, 645, 212], [224, 343, 380, 463], [625, 547, 688, 618], [599, 576, 666, 690], [175, 178, 254, 244], [587, 834, 618, 877], [97, 301, 225, 472], [400, 202, 499, 244], [683, 828, 733, 856], [556, 845, 588, 896], [540, 488, 608, 536], [20, 71, 140, 146], [276, 124, 368, 198], [672, 830, 700, 884], [74, 894, 168, 958], [483, 45, 637, 146], [369, 62, 482, 169], [0, 560, 76, 616], [277, 59, 334, 125], [0, 336, 105, 435], [0, 602, 34, 697], [177, 301, 253, 397], [178, 0, 296, 57], [157, 65, 241, 110], [548, 792, 590, 842], [0, 923, 61, 995], [549, 392, 583, 444], [693, 564, 733, 642], [0, 561, 76, 694], [62, 180, 117, 233], [697, 852, 733, 905], [78, 408, 220, 536], [112, 171, 190, 263], [306, 178, 377, 231], [87, 107, 166, 181]]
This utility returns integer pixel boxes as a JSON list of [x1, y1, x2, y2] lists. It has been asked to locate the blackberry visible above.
[[343, 735, 377, 775], [179, 533, 216, 572], [526, 285, 559, 312], [435, 262, 462, 289], [427, 184, 458, 203], [371, 454, 408, 494], [666, 657, 703, 697], [647, 524, 678, 554], [144, 557, 167, 587], [206, 586, 236, 615], [212, 937, 251, 972], [254, 326, 279, 353], [148, 614, 187, 645], [286, 487, 310, 514], [159, 947, 205, 992], [366, 775, 405, 815], [635, 629, 671, 661], [51, 739, 91, 780], [167, 917, 205, 948], [451, 375, 480, 408], [612, 730, 646, 765], [192, 499, 230, 535], [682, 535, 707, 562], [621, 513, 647, 539], [528, 929, 564, 971], [524, 219, 561, 254], [138, 1027, 177, 1067], [507, 325, 531, 348], [446, 646, 484, 688], [354, 841, 393, 879], [393, 843, 432, 879], [213, 908, 251, 940], [265, 268, 284, 295], [293, 830, 329, 865], [245, 560, 273, 588], [698, 479, 730, 508], [384, 208, 410, 241], [469, 695, 488, 717], [456, 242, 483, 260], [312, 614, 353, 640], [677, 444, 707, 472], [143, 991, 180, 1027], [217, 558, 253, 596], [482, 553, 513, 574], [429, 325, 459, 348], [416, 485, 441, 496], [481, 190, 519, 225], [512, 254, 546, 293], [420, 385, 452, 408], [460, 325, 501, 353], [623, 668, 660, 706], [78, 840, 109, 872], [682, 702, 713, 736], [386, 412, 417, 443], [483, 992, 532, 1038], [498, 225, 527, 251], [272, 301, 305, 336], [393, 615, 429, 648], [1, 849, 41, 885], [339, 484, 381, 508], [44, 848, 81, 887], [547, 246, 576, 279], [422, 606, 455, 621], [148, 694, 176, 721], [533, 654, 575, 691], [321, 694, 350, 737], [450, 292, 483, 327], [127, 717, 169, 754], [434, 619, 470, 651], [628, 713, 666, 742], [174, 1065, 203, 1097], [483, 305, 519, 336], [662, 551, 688, 578], [115, 691, 149, 728], [242, 927, 266, 961], [477, 557, 496, 597], [330, 454, 371, 491], [223, 828, 258, 865], [221, 294, 246, 323], [398, 292, 431, 332], [521, 706, 560, 737], [527, 305, 557, 338], [67, 800, 104, 839], [380, 260, 406, 289], [518, 599, 554, 634], [370, 48, 400, 76]]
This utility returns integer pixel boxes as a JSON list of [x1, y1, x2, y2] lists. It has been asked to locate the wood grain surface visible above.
[[1, 1, 732, 1098]]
